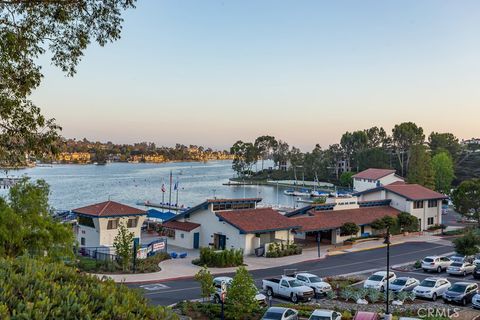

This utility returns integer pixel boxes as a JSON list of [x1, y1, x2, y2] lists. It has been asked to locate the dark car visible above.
[[474, 266, 480, 280], [442, 282, 478, 306]]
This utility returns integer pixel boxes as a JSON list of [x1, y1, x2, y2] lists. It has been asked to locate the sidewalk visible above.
[[95, 234, 451, 283]]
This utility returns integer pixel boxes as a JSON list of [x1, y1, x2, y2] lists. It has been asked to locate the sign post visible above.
[[220, 281, 227, 320], [132, 237, 139, 273]]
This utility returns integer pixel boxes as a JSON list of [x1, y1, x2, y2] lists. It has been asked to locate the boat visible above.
[[284, 189, 295, 196], [310, 190, 329, 197], [136, 200, 188, 211], [293, 188, 311, 197]]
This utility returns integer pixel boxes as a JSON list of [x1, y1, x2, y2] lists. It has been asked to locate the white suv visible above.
[[413, 277, 451, 301], [422, 256, 452, 273], [363, 271, 396, 291]]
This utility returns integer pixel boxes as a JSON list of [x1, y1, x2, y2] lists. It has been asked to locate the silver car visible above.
[[447, 262, 476, 276], [390, 277, 420, 293], [262, 307, 298, 320], [422, 256, 452, 273]]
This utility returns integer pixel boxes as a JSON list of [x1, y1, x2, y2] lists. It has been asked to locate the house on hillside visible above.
[[73, 201, 147, 252], [352, 168, 404, 192], [354, 181, 447, 230], [162, 198, 299, 254]]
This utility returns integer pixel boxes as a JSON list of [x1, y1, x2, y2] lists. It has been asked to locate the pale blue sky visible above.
[[32, 0, 480, 150]]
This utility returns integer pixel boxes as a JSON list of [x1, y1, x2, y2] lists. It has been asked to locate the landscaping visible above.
[[76, 252, 170, 274], [192, 247, 244, 268], [265, 242, 302, 258]]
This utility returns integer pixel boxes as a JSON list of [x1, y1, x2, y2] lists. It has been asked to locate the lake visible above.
[[9, 161, 298, 210]]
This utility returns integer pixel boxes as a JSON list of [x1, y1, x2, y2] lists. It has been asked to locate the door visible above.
[[193, 232, 200, 249], [279, 280, 290, 297], [218, 234, 226, 250]]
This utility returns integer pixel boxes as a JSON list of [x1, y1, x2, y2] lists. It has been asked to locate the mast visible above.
[[175, 178, 179, 205], [168, 170, 172, 205]]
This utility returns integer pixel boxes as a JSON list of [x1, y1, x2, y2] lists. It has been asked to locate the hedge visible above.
[[193, 247, 244, 268]]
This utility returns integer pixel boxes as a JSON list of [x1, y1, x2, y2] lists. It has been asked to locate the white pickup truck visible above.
[[262, 276, 315, 303]]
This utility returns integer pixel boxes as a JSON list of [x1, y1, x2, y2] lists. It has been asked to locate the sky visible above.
[[31, 0, 480, 151]]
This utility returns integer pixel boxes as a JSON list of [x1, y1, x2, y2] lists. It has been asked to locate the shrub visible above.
[[341, 310, 353, 320], [194, 247, 243, 268], [367, 288, 382, 303], [265, 243, 302, 258], [413, 260, 421, 269], [340, 287, 355, 301]]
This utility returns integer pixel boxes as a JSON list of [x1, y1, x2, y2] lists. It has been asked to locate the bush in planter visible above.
[[340, 287, 356, 302], [196, 247, 244, 267], [341, 310, 353, 320], [367, 288, 382, 303]]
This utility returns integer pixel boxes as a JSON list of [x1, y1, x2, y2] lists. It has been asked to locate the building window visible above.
[[427, 217, 434, 225], [78, 216, 95, 228], [413, 201, 424, 209], [107, 219, 119, 230], [212, 202, 255, 211], [127, 218, 138, 228], [81, 237, 85, 246], [428, 200, 438, 208], [180, 233, 185, 239]]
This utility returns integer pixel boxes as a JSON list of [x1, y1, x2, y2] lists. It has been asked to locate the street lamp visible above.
[[383, 227, 392, 320]]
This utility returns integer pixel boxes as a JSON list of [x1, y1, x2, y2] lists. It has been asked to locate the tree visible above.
[[340, 222, 360, 238], [453, 231, 480, 256], [339, 171, 355, 188], [392, 122, 425, 176], [431, 151, 455, 194], [428, 132, 461, 160], [254, 135, 277, 170], [113, 222, 134, 271], [0, 1, 136, 167], [272, 140, 289, 169], [371, 216, 397, 233], [0, 178, 74, 259], [356, 148, 390, 172], [341, 131, 368, 172], [407, 144, 434, 189], [0, 256, 177, 319], [226, 266, 259, 319], [194, 265, 215, 302], [230, 140, 257, 176], [397, 212, 419, 232], [365, 126, 389, 148], [451, 179, 480, 226]]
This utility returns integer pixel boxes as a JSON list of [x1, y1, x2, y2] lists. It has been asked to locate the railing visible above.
[[78, 247, 117, 261]]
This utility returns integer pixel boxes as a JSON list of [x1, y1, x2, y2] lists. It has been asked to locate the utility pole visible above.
[[317, 231, 321, 258], [384, 227, 392, 320]]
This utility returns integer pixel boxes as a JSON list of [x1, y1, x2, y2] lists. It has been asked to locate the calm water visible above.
[[10, 161, 297, 210]]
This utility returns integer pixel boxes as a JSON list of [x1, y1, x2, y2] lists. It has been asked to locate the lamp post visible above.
[[384, 227, 392, 320], [317, 231, 321, 258]]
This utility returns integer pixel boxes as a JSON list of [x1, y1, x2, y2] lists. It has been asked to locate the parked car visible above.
[[473, 265, 480, 280], [442, 282, 478, 306], [261, 307, 298, 320], [294, 273, 332, 296], [450, 254, 474, 263], [421, 256, 452, 273], [363, 271, 396, 291], [262, 276, 315, 303], [353, 311, 379, 320], [446, 262, 476, 276], [413, 277, 451, 301], [308, 309, 341, 320], [389, 277, 420, 293], [472, 293, 480, 309], [212, 276, 266, 304]]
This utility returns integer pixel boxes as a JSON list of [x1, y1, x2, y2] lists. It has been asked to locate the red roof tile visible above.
[[163, 221, 201, 232], [215, 208, 299, 233], [73, 201, 145, 217], [353, 168, 397, 180], [384, 183, 447, 201], [292, 206, 400, 232]]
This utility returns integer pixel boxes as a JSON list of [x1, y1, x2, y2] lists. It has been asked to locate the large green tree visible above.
[[340, 222, 360, 237], [0, 178, 74, 259], [254, 135, 277, 170], [451, 179, 480, 226], [453, 231, 480, 256], [428, 132, 461, 160], [0, 1, 136, 167], [340, 130, 368, 172], [230, 140, 257, 176], [431, 151, 455, 194], [0, 256, 177, 319], [407, 144, 434, 189], [392, 122, 425, 176], [226, 266, 259, 320]]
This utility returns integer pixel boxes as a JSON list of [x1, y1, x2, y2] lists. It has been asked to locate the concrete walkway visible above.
[[95, 234, 452, 283]]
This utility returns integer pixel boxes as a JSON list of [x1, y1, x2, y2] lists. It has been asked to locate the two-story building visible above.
[[354, 181, 447, 230], [352, 168, 404, 192], [73, 201, 147, 253], [162, 198, 299, 255]]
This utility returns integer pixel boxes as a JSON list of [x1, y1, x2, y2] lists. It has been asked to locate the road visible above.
[[128, 241, 454, 306]]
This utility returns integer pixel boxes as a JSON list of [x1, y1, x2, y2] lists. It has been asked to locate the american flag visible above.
[[161, 184, 166, 193]]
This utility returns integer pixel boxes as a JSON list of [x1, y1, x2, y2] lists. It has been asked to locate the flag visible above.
[[161, 184, 166, 193], [174, 181, 179, 191]]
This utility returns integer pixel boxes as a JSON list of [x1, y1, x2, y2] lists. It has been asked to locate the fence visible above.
[[78, 247, 117, 262], [77, 238, 168, 261]]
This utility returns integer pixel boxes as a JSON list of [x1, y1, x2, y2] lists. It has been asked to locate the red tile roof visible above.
[[163, 221, 201, 232], [384, 182, 447, 201], [291, 206, 400, 232], [215, 208, 300, 234], [353, 168, 397, 180], [73, 201, 145, 217]]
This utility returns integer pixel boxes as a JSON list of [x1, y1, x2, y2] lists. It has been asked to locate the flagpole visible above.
[[176, 180, 179, 206], [169, 170, 172, 205]]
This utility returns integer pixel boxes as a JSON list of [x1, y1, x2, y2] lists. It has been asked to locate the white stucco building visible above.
[[355, 181, 447, 230], [162, 198, 299, 255], [73, 201, 146, 253], [352, 168, 404, 192]]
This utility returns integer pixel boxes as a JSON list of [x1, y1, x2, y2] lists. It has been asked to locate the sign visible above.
[[221, 292, 226, 302], [152, 241, 165, 251], [221, 281, 227, 293], [137, 247, 148, 259]]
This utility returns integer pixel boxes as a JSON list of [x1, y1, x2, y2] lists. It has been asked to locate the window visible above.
[[413, 201, 424, 209], [427, 217, 434, 225], [212, 202, 255, 211], [107, 219, 119, 230], [180, 233, 184, 239], [78, 216, 95, 228], [127, 218, 138, 228], [428, 200, 438, 208], [80, 237, 85, 245], [280, 280, 288, 287]]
